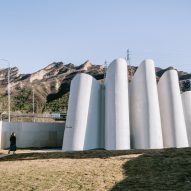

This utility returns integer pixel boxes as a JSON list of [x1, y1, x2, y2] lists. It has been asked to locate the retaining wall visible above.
[[0, 122, 65, 149]]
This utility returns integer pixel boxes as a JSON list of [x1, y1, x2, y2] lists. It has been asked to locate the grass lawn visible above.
[[0, 148, 191, 191]]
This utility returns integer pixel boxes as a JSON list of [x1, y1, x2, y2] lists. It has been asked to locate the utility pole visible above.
[[32, 87, 35, 114], [8, 65, 11, 122], [32, 86, 35, 122]]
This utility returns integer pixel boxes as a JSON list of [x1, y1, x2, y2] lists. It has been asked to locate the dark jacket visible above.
[[10, 135, 16, 146]]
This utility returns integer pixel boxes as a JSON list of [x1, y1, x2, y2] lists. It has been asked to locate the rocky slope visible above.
[[0, 60, 190, 115]]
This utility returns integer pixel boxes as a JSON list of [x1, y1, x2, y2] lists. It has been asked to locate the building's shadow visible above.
[[0, 149, 144, 161], [111, 148, 191, 191]]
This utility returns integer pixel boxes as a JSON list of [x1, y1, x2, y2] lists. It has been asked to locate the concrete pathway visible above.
[[0, 149, 62, 159], [0, 154, 7, 158]]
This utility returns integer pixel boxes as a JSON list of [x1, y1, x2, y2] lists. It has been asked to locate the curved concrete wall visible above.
[[129, 59, 163, 149], [158, 70, 188, 148], [62, 73, 101, 151], [181, 91, 191, 146], [105, 58, 130, 150]]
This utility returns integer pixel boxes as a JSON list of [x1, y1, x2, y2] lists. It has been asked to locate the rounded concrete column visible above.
[[158, 70, 188, 148], [181, 91, 191, 146], [129, 59, 163, 149], [105, 58, 130, 150], [62, 73, 101, 151]]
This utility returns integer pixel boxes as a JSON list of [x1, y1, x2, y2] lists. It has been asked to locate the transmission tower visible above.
[[126, 49, 133, 81], [104, 60, 108, 79], [127, 49, 130, 65]]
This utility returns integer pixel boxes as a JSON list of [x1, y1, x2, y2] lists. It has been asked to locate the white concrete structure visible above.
[[105, 58, 130, 150], [181, 91, 191, 146], [100, 84, 105, 149], [129, 60, 163, 149], [0, 122, 64, 149], [62, 73, 101, 151], [158, 70, 188, 148], [62, 58, 190, 151]]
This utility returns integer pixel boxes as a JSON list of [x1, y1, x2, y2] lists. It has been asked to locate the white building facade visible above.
[[62, 58, 190, 151]]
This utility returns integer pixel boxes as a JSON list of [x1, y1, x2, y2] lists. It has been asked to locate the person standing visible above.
[[8, 132, 16, 154]]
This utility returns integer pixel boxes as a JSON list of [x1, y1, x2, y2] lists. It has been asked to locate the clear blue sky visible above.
[[0, 0, 191, 73]]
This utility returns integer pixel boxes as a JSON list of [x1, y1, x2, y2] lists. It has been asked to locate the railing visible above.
[[0, 112, 67, 122]]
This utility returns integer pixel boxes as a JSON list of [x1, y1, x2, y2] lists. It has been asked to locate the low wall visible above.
[[0, 122, 65, 149]]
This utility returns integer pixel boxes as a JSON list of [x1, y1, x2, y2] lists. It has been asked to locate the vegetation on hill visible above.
[[44, 93, 69, 113], [0, 61, 190, 117]]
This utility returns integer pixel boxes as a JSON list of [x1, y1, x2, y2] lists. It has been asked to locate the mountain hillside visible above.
[[0, 60, 190, 117]]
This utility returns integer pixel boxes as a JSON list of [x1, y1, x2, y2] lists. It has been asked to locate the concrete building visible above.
[[62, 73, 102, 151], [158, 70, 188, 148], [181, 91, 191, 146], [105, 58, 130, 150], [1, 58, 190, 151], [129, 59, 163, 149], [62, 58, 190, 151]]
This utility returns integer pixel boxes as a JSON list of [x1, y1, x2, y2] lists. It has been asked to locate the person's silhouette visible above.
[[8, 132, 16, 154]]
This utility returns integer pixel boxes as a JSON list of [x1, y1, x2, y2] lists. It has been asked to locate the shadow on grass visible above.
[[111, 148, 191, 191], [0, 149, 145, 161]]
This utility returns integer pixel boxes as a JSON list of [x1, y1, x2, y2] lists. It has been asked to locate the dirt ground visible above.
[[0, 148, 191, 191]]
